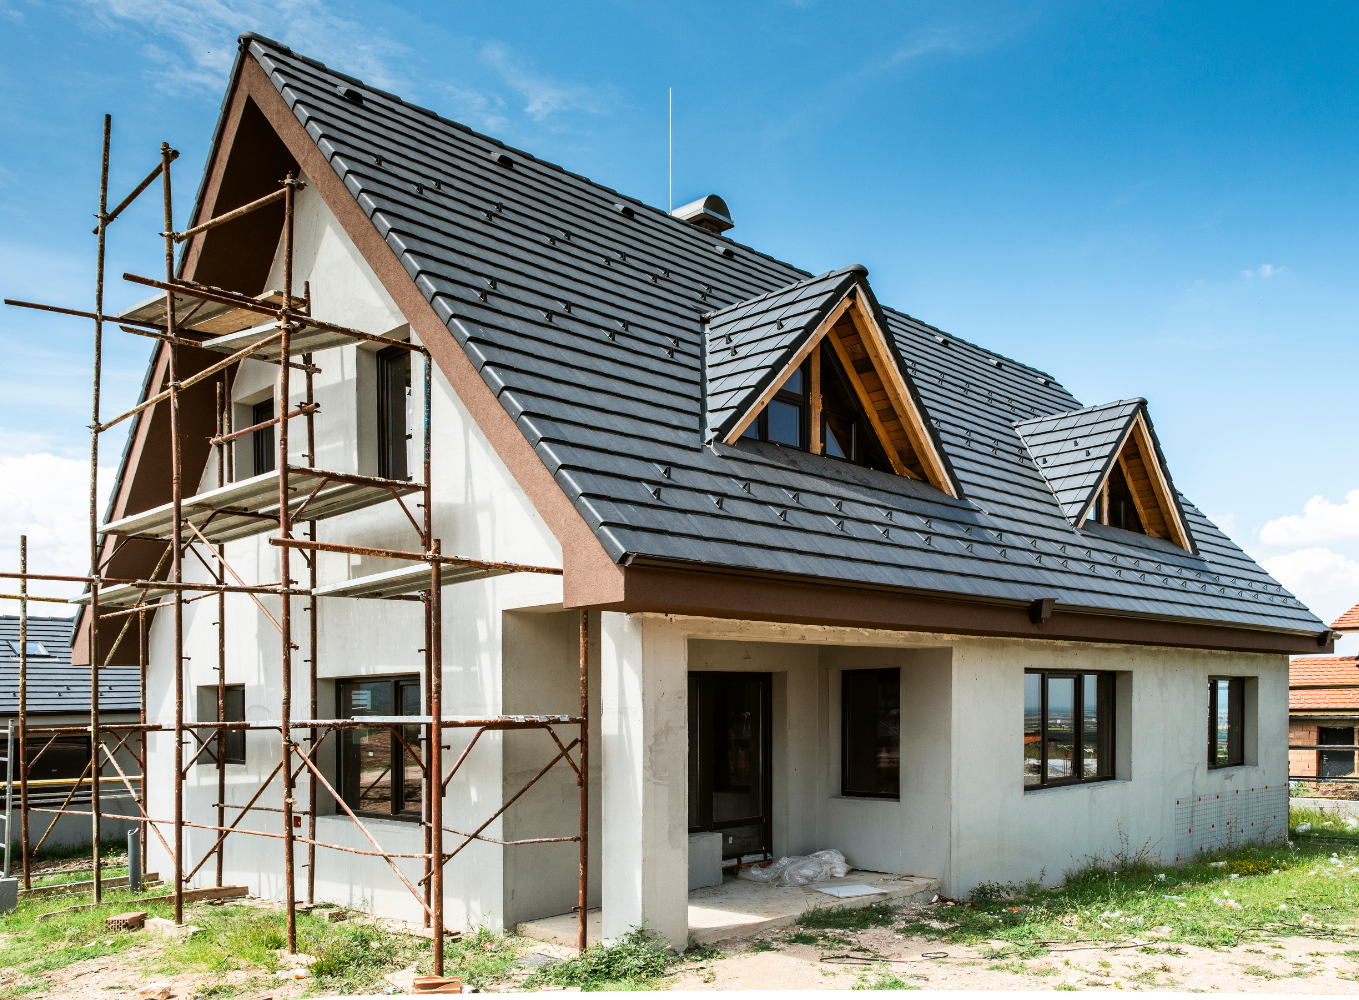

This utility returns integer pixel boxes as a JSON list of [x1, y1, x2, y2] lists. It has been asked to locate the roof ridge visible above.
[[1012, 397, 1147, 428], [702, 264, 867, 321], [240, 33, 816, 282]]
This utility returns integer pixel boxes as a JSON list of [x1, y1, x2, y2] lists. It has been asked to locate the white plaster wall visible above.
[[146, 179, 564, 930]]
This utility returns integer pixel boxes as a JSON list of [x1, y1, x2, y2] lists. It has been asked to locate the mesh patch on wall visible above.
[[1172, 784, 1287, 863]]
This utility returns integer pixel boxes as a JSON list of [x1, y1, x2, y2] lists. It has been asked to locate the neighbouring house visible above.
[[71, 33, 1332, 947], [1, 615, 141, 848], [1289, 602, 1359, 783]]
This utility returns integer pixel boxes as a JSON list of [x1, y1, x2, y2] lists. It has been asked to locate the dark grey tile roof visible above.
[[1014, 399, 1145, 526], [704, 265, 864, 443], [236, 35, 1326, 636], [0, 616, 140, 716]]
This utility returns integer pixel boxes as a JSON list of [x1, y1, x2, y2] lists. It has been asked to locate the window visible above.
[[1024, 670, 1114, 787], [1105, 464, 1144, 534], [377, 346, 413, 481], [26, 735, 90, 780], [5, 640, 50, 657], [252, 399, 276, 476], [842, 668, 900, 798], [1207, 676, 1245, 768], [221, 685, 246, 765], [741, 359, 808, 449], [1318, 726, 1356, 778], [820, 342, 892, 472], [337, 676, 423, 819]]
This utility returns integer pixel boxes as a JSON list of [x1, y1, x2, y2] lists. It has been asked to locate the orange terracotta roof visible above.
[[1290, 656, 1359, 712], [1332, 602, 1359, 632]]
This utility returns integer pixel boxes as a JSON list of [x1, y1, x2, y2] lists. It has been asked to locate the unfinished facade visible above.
[[5, 32, 1335, 957]]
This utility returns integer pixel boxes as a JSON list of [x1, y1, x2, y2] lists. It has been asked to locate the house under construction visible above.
[[2, 32, 1336, 964]]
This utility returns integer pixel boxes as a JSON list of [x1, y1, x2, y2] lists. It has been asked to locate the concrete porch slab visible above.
[[517, 870, 939, 948]]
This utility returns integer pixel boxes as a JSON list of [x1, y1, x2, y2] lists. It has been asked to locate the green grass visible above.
[[853, 967, 914, 989], [1291, 804, 1359, 843], [799, 901, 903, 932], [523, 927, 675, 991], [895, 841, 1359, 951]]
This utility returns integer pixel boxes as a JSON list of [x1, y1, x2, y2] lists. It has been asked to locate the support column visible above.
[[599, 612, 688, 949]]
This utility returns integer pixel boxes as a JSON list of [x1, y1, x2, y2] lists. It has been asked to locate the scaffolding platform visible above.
[[311, 561, 520, 600], [69, 581, 174, 607], [97, 467, 422, 543], [200, 318, 370, 360], [121, 288, 305, 338]]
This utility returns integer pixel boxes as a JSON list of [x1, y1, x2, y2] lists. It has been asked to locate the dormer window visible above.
[[741, 360, 809, 448], [819, 342, 892, 472]]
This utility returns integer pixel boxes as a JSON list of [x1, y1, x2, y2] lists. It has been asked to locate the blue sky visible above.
[[0, 0, 1356, 645]]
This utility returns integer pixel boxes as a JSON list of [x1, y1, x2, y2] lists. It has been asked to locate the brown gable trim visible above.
[[232, 55, 622, 606], [596, 560, 1326, 655]]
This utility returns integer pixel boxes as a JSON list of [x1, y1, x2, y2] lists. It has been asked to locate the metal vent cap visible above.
[[672, 194, 733, 234]]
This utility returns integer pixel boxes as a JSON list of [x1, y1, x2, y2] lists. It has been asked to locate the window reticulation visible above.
[[338, 676, 422, 819], [842, 668, 900, 798], [1208, 676, 1245, 768], [741, 359, 809, 449], [377, 346, 413, 481], [1024, 670, 1114, 788], [252, 399, 276, 476]]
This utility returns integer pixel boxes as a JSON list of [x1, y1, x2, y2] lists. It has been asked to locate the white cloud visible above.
[[0, 449, 115, 616], [1261, 546, 1359, 636], [480, 42, 621, 121], [1258, 489, 1359, 548], [78, 0, 410, 95], [1241, 263, 1285, 279]]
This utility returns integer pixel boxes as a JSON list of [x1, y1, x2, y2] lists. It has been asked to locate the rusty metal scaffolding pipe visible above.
[[174, 186, 288, 243]]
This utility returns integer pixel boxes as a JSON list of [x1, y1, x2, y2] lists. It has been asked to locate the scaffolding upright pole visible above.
[[430, 538, 445, 975], [162, 140, 186, 926], [304, 350, 317, 905], [279, 172, 298, 955], [90, 112, 111, 904], [578, 610, 588, 953], [421, 348, 433, 927], [215, 380, 227, 888], [138, 605, 147, 879], [17, 535, 28, 889]]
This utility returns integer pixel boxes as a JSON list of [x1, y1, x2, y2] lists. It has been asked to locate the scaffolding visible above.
[[2, 116, 589, 970]]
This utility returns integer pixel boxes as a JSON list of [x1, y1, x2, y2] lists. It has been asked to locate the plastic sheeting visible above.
[[737, 848, 851, 886]]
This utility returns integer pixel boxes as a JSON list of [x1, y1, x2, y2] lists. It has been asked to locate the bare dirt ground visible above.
[[667, 926, 1359, 993]]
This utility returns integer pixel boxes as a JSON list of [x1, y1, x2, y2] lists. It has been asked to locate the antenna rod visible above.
[[668, 86, 672, 213]]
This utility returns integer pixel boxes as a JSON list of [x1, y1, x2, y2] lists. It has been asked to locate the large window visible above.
[[252, 399, 276, 476], [1318, 726, 1356, 778], [1024, 671, 1114, 788], [1208, 676, 1245, 768], [338, 676, 423, 819], [842, 668, 900, 798], [741, 359, 809, 449], [26, 735, 90, 781], [377, 346, 413, 481]]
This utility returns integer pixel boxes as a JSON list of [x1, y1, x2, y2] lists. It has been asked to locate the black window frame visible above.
[[251, 398, 276, 476], [1024, 669, 1116, 789], [740, 359, 809, 450], [841, 667, 901, 799], [377, 346, 413, 481], [221, 684, 246, 766], [337, 675, 424, 821], [1207, 676, 1246, 768]]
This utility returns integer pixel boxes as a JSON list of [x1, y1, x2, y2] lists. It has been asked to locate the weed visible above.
[[783, 931, 819, 945], [748, 939, 777, 953], [967, 870, 1045, 904], [1055, 983, 1080, 990], [524, 927, 674, 990], [853, 967, 913, 990], [799, 902, 901, 931]]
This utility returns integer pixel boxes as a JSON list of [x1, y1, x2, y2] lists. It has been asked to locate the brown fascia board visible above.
[[600, 560, 1328, 656]]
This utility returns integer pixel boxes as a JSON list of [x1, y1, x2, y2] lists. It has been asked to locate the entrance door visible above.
[[688, 672, 773, 860]]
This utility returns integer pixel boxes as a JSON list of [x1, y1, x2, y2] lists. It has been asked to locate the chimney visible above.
[[671, 194, 733, 234]]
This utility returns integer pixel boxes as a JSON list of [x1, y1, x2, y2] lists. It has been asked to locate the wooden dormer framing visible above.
[[1091, 411, 1192, 551], [724, 285, 958, 498]]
